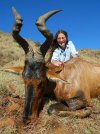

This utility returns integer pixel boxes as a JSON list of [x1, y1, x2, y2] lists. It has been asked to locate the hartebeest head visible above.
[[12, 7, 62, 79], [12, 7, 62, 121]]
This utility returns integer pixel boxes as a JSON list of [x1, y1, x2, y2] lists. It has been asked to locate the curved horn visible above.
[[36, 10, 62, 56], [12, 7, 31, 55]]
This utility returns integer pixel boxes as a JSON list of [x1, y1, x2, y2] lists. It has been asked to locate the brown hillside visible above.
[[0, 31, 25, 67]]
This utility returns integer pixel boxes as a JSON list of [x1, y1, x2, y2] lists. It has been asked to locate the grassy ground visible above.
[[0, 31, 100, 134]]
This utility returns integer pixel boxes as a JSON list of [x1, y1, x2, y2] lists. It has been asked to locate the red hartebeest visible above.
[[7, 7, 100, 123]]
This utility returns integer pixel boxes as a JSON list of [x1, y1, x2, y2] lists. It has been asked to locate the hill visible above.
[[0, 31, 100, 67], [0, 31, 100, 134]]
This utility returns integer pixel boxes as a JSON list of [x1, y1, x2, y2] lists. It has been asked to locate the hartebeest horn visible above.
[[12, 7, 32, 55], [36, 10, 62, 56], [12, 7, 22, 25], [36, 10, 62, 38]]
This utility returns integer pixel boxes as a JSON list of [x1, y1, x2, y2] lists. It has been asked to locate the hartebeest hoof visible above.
[[48, 102, 68, 115], [48, 106, 57, 115]]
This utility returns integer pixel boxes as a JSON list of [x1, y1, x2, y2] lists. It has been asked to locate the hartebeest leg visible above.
[[38, 96, 49, 116], [48, 98, 91, 118], [66, 98, 86, 111], [48, 102, 69, 115]]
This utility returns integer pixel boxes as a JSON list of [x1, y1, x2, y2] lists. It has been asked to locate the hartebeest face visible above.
[[22, 59, 43, 80], [22, 58, 44, 122]]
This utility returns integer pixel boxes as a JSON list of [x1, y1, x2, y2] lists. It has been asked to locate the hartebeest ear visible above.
[[46, 70, 71, 84], [0, 66, 23, 74], [46, 63, 64, 73]]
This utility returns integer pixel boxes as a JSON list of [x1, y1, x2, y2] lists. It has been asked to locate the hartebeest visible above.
[[11, 7, 100, 123]]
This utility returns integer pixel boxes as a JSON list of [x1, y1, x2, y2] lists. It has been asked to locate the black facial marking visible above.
[[23, 84, 34, 121], [22, 59, 42, 79]]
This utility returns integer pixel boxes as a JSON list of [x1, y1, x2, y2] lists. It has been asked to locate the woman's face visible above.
[[57, 33, 67, 49]]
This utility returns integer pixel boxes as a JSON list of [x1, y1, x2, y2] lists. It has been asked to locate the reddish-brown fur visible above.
[[49, 58, 100, 102], [29, 57, 100, 118]]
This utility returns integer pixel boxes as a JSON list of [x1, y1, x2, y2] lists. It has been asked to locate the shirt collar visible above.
[[58, 42, 69, 51]]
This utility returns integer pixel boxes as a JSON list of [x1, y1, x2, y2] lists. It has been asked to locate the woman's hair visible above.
[[53, 30, 68, 48]]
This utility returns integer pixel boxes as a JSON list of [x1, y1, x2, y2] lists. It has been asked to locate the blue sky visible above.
[[0, 0, 100, 50]]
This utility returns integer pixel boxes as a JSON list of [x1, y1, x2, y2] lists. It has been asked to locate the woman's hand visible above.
[[51, 61, 63, 66]]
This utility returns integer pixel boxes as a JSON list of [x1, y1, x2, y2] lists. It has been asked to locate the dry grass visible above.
[[0, 31, 100, 134], [0, 31, 25, 67], [79, 49, 100, 63]]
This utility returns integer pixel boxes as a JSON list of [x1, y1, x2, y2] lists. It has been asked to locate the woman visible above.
[[51, 30, 79, 66]]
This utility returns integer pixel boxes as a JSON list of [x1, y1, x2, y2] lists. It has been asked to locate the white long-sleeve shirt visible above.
[[51, 41, 78, 62]]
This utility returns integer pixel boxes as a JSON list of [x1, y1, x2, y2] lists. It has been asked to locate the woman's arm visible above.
[[51, 49, 63, 66], [69, 41, 79, 57]]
